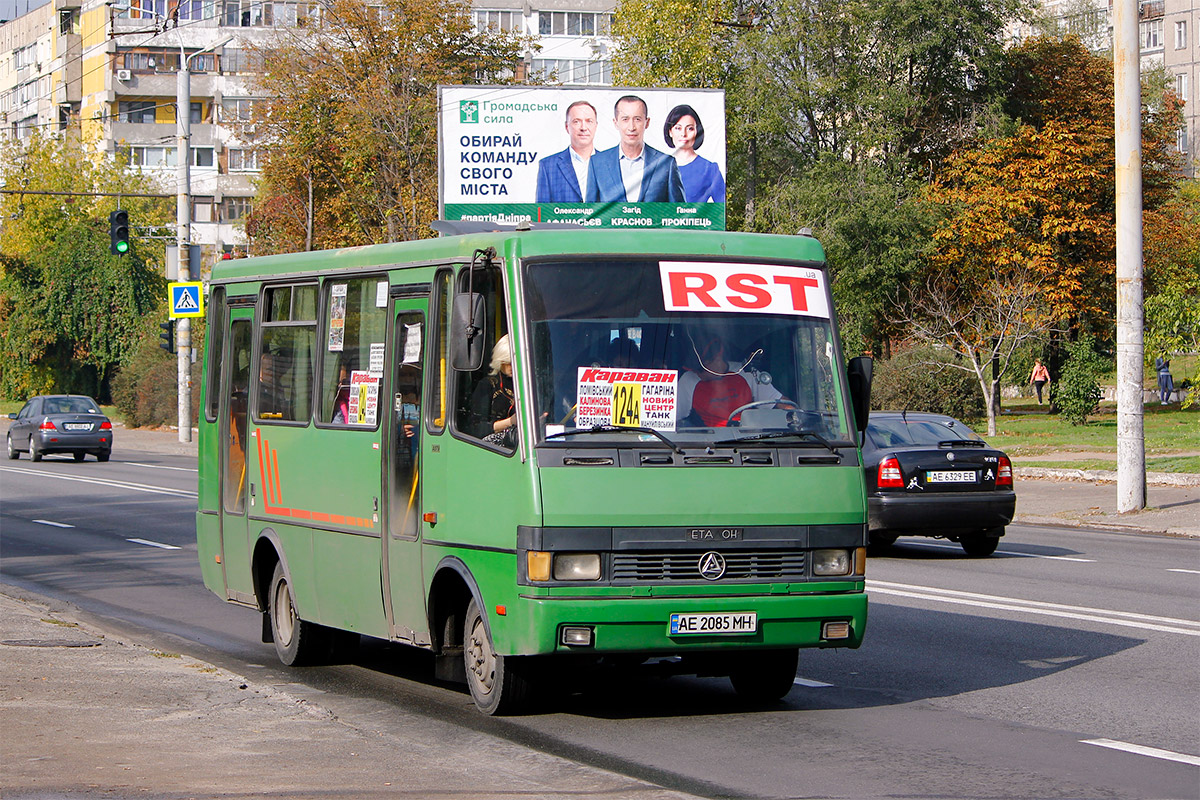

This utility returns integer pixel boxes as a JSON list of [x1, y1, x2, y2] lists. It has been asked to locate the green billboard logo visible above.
[[460, 101, 479, 124]]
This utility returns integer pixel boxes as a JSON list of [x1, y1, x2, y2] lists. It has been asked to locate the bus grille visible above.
[[611, 551, 806, 582]]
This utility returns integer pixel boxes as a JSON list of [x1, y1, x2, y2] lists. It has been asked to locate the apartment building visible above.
[[1007, 0, 1198, 177], [2, 0, 616, 270]]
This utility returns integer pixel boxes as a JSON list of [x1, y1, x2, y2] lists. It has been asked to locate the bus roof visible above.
[[208, 228, 826, 285]]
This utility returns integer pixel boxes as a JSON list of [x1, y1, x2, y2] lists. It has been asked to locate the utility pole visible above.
[[1114, 0, 1145, 512]]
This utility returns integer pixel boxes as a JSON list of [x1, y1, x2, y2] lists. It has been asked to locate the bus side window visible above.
[[451, 265, 512, 451], [256, 283, 316, 424], [319, 277, 388, 427], [429, 271, 451, 433]]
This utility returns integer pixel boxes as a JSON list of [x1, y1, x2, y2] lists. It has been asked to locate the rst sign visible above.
[[659, 261, 830, 319]]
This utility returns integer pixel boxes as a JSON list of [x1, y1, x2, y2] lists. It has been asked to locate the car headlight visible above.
[[812, 549, 852, 576], [553, 553, 601, 581]]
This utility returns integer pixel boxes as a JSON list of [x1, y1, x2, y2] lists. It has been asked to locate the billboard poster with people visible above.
[[439, 85, 726, 230]]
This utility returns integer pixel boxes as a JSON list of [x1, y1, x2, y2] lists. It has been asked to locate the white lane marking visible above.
[[127, 538, 181, 550], [1167, 568, 1200, 575], [127, 462, 198, 473], [869, 580, 1200, 637], [898, 540, 1094, 562], [793, 677, 834, 688], [1081, 738, 1200, 767], [1, 466, 196, 499], [33, 519, 75, 528]]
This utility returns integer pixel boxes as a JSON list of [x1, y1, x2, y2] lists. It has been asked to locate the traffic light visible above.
[[158, 320, 175, 354], [109, 209, 130, 255]]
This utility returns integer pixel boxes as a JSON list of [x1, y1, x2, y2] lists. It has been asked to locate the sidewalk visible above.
[[0, 589, 698, 800]]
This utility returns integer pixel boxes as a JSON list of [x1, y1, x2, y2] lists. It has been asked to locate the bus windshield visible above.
[[523, 258, 852, 446]]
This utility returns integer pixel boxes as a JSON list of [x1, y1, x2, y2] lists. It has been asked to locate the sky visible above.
[[1, 0, 51, 23]]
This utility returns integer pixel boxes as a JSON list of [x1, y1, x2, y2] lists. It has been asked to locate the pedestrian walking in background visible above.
[[1030, 358, 1050, 404], [1155, 355, 1174, 405]]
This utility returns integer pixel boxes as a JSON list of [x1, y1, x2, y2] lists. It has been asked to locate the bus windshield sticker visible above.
[[375, 281, 388, 308], [577, 367, 678, 431], [659, 261, 830, 319], [328, 284, 348, 352], [369, 342, 386, 376], [402, 323, 422, 364], [348, 370, 380, 425]]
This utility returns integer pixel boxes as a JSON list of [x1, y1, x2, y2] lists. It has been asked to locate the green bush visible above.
[[110, 320, 203, 429], [1052, 334, 1106, 425], [870, 346, 986, 422]]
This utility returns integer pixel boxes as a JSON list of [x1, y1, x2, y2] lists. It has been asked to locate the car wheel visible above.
[[464, 597, 533, 715], [6, 434, 17, 460], [730, 648, 799, 703], [73, 451, 86, 462], [96, 450, 111, 463], [268, 562, 330, 666], [30, 440, 42, 462], [961, 533, 1001, 557]]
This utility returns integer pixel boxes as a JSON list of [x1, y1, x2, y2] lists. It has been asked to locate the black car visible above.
[[6, 395, 113, 462], [863, 412, 1015, 557]]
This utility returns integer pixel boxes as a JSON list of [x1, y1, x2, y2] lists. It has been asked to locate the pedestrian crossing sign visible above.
[[169, 282, 205, 318]]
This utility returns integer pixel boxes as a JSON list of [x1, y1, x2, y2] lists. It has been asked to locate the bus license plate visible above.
[[926, 470, 976, 484], [669, 612, 757, 636]]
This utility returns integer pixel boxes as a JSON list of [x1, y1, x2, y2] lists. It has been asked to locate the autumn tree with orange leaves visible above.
[[899, 35, 1185, 433]]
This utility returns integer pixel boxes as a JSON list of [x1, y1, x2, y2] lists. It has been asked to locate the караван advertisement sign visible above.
[[439, 85, 726, 230]]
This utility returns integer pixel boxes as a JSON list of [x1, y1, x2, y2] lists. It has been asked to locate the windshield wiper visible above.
[[715, 430, 841, 455], [545, 425, 685, 454]]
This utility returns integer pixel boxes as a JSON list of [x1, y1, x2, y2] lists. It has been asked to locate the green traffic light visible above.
[[116, 241, 129, 253]]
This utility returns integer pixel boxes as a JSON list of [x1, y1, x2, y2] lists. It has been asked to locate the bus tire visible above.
[[729, 648, 799, 704], [464, 597, 532, 715], [268, 562, 328, 666]]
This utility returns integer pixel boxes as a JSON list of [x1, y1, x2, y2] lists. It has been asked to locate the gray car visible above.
[[6, 395, 113, 462]]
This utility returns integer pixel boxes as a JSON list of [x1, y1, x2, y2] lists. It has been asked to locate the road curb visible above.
[[1015, 466, 1200, 487]]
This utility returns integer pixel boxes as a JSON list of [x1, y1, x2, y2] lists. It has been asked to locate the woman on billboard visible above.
[[664, 104, 726, 203]]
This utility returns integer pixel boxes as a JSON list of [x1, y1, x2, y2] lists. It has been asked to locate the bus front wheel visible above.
[[729, 648, 799, 703], [269, 562, 328, 666], [464, 598, 532, 715]]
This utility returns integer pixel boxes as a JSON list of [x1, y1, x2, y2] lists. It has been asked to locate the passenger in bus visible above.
[[258, 350, 292, 418], [678, 338, 783, 427], [468, 333, 517, 443], [331, 360, 352, 423]]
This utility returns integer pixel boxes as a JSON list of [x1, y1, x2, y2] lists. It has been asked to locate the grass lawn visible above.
[[987, 401, 1200, 473]]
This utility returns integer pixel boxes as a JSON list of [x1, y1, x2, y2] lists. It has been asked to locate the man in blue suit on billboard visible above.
[[586, 95, 686, 203], [535, 100, 599, 203]]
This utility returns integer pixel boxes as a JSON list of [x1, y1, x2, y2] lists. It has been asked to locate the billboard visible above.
[[439, 85, 726, 230]]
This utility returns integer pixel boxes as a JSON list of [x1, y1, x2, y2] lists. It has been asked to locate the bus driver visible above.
[[677, 338, 784, 427]]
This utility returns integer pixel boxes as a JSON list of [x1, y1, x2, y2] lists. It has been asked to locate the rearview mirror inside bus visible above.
[[451, 292, 486, 372]]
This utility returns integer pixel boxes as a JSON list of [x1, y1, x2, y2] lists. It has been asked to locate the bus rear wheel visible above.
[[268, 562, 328, 666], [729, 648, 799, 703], [464, 598, 532, 715]]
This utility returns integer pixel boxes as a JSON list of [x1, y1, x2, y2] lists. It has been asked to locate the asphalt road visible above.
[[1, 447, 1198, 800]]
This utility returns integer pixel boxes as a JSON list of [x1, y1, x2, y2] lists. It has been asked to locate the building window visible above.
[[1179, 127, 1189, 154], [1178, 74, 1189, 105], [1177, 21, 1188, 50], [531, 58, 611, 85], [123, 145, 176, 167], [193, 197, 215, 222], [1140, 18, 1163, 50], [59, 10, 79, 35], [221, 0, 318, 27], [228, 148, 260, 171], [14, 45, 37, 70], [221, 197, 252, 222], [192, 147, 216, 168], [220, 97, 260, 122], [221, 48, 261, 72], [474, 9, 522, 32], [118, 101, 159, 124], [538, 11, 612, 36]]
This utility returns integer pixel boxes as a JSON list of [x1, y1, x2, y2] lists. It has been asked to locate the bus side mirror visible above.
[[847, 356, 873, 433], [451, 293, 486, 372]]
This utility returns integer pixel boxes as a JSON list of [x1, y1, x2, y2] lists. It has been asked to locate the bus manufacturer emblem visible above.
[[698, 552, 727, 580]]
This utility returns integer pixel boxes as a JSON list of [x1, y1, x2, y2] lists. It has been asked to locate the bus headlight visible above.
[[553, 553, 601, 581], [812, 549, 852, 576]]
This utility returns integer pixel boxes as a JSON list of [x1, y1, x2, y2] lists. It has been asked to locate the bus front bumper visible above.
[[500, 587, 867, 655]]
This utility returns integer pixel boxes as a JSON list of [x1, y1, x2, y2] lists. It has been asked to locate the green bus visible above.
[[196, 224, 873, 714]]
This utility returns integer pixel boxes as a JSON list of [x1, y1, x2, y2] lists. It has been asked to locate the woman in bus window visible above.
[[469, 334, 517, 444]]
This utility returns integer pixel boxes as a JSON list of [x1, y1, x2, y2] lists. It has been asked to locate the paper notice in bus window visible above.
[[659, 261, 830, 319], [369, 342, 386, 376], [402, 323, 422, 363], [376, 281, 388, 308], [576, 367, 678, 431], [348, 370, 380, 426], [328, 286, 348, 352]]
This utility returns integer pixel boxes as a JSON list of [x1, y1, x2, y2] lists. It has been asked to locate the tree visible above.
[[247, 0, 528, 251], [0, 134, 170, 400]]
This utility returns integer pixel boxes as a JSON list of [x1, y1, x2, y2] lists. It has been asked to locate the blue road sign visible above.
[[169, 282, 205, 318]]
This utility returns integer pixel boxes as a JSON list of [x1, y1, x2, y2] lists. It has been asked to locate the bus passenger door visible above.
[[383, 304, 427, 643], [219, 309, 255, 604]]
